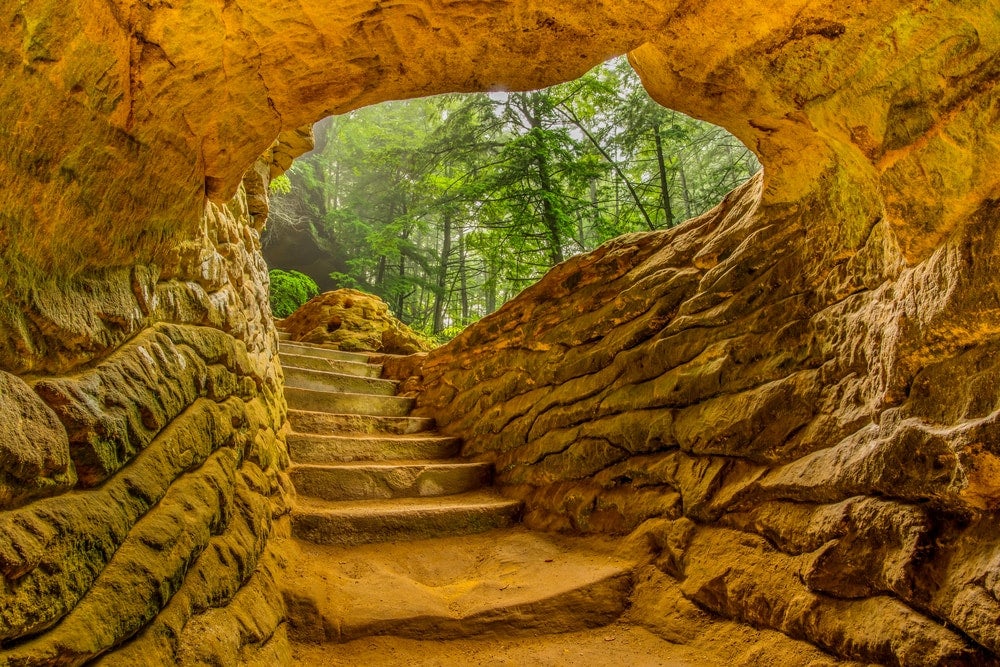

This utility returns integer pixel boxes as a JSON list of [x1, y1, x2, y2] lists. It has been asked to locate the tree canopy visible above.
[[264, 57, 759, 339]]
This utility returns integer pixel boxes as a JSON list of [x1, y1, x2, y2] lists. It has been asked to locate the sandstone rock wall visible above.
[[280, 289, 433, 355], [1, 0, 678, 661], [4, 0, 1000, 664], [412, 161, 1000, 660], [0, 0, 672, 285], [0, 163, 293, 665], [387, 2, 1000, 663]]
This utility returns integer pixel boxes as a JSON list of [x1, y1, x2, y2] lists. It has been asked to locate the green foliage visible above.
[[265, 57, 759, 339], [328, 271, 359, 289], [269, 174, 292, 195], [268, 269, 319, 318]]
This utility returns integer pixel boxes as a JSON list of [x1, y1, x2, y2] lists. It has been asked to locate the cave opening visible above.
[[262, 56, 759, 340]]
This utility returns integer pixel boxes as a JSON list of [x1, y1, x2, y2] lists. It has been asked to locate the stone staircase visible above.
[[278, 335, 521, 546], [278, 333, 640, 661]]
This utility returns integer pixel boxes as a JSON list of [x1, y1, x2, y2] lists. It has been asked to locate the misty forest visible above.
[[264, 57, 759, 335]]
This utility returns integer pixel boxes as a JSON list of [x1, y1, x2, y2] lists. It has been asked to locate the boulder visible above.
[[281, 289, 433, 355]]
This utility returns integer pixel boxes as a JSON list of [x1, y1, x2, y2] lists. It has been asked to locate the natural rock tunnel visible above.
[[2, 0, 1000, 664]]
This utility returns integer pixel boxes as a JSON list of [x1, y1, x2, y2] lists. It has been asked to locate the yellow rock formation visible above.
[[1, 0, 999, 664], [280, 289, 433, 354]]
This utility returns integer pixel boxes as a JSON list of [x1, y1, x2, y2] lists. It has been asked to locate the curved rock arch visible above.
[[7, 0, 997, 276], [2, 0, 1000, 664]]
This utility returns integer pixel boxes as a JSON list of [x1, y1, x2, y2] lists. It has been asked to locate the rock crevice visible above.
[[3, 0, 1000, 663]]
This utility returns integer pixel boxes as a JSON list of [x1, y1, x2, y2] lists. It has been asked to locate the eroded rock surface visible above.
[[410, 169, 1000, 663], [2, 0, 999, 664], [0, 165, 292, 665], [280, 289, 432, 354], [0, 371, 74, 510]]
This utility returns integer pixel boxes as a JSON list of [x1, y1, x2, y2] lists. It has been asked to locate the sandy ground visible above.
[[291, 623, 714, 666], [284, 528, 857, 667]]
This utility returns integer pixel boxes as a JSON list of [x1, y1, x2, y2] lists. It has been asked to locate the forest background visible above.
[[263, 57, 759, 338]]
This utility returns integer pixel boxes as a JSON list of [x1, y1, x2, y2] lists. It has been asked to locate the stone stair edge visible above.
[[284, 386, 412, 400], [287, 431, 456, 442], [286, 408, 433, 421], [293, 489, 521, 513], [282, 364, 395, 382], [279, 351, 383, 368], [279, 340, 373, 354], [289, 460, 491, 470], [282, 366, 398, 395], [285, 410, 436, 436]]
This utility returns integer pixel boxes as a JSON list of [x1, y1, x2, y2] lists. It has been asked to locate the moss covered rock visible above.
[[280, 290, 433, 355]]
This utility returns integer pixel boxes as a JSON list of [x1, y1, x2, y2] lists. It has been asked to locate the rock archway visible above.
[[1, 0, 999, 663]]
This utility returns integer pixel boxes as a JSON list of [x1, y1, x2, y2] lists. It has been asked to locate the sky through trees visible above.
[[264, 57, 760, 339]]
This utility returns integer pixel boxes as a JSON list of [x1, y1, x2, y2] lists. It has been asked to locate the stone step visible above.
[[279, 352, 382, 378], [279, 342, 372, 364], [291, 491, 522, 546], [288, 432, 460, 463], [293, 625, 701, 665], [282, 365, 397, 395], [285, 528, 634, 643], [287, 410, 435, 436], [290, 461, 492, 501], [276, 330, 292, 341], [284, 387, 414, 417]]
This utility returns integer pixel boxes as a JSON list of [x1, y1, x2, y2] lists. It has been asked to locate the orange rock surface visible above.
[[280, 289, 433, 354], [1, 0, 998, 664]]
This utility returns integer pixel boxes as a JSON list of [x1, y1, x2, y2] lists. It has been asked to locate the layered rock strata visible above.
[[0, 164, 293, 665], [2, 0, 999, 664], [411, 171, 1000, 662]]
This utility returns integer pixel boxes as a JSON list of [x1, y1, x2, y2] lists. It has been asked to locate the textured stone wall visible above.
[[3, 0, 1000, 664], [0, 162, 294, 664], [0, 0, 672, 285], [411, 171, 1000, 663], [392, 2, 1000, 663], [1, 0, 669, 661]]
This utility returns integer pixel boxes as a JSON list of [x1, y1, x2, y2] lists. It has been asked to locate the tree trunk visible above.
[[332, 162, 341, 210], [583, 178, 599, 249], [458, 222, 469, 323], [396, 255, 406, 318], [395, 218, 409, 319], [535, 150, 564, 267], [432, 211, 453, 333], [485, 258, 497, 316], [653, 124, 675, 228], [679, 160, 693, 220]]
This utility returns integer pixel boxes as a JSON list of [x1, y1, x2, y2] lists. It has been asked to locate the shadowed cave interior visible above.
[[1, 1, 999, 665]]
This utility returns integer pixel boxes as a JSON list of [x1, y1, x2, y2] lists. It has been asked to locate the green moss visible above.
[[268, 269, 319, 318]]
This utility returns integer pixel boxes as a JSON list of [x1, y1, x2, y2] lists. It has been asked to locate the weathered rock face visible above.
[[0, 161, 293, 664], [2, 0, 999, 664], [411, 168, 1000, 659], [0, 0, 673, 286], [280, 289, 433, 354]]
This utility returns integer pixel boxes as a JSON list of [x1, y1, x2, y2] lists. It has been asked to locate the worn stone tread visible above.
[[278, 352, 383, 378], [288, 432, 461, 463], [284, 387, 414, 417], [285, 528, 633, 643], [279, 342, 373, 364], [289, 460, 493, 501], [287, 410, 435, 436], [292, 624, 723, 666], [291, 491, 522, 545], [282, 365, 397, 395]]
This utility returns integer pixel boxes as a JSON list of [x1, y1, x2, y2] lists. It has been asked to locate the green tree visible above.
[[264, 57, 760, 339]]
